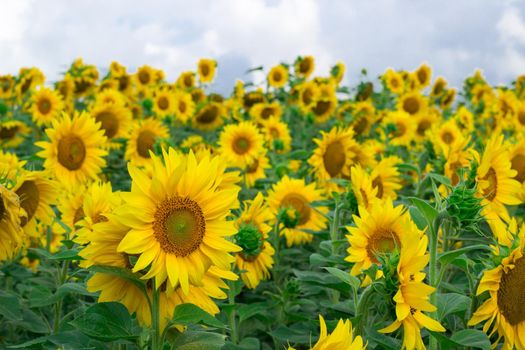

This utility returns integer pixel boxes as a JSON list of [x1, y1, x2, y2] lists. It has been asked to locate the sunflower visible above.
[[444, 137, 475, 187], [414, 63, 432, 89], [370, 156, 402, 200], [260, 116, 291, 153], [0, 184, 24, 261], [398, 92, 427, 117], [385, 111, 416, 146], [219, 121, 265, 169], [267, 176, 328, 247], [295, 55, 315, 79], [510, 138, 525, 201], [115, 149, 241, 293], [249, 102, 283, 123], [176, 71, 196, 89], [350, 165, 379, 211], [0, 75, 15, 99], [197, 58, 217, 84], [36, 112, 108, 188], [95, 89, 127, 107], [310, 95, 337, 123], [55, 76, 75, 111], [0, 150, 26, 181], [268, 65, 289, 89], [330, 61, 346, 85], [430, 77, 447, 98], [30, 88, 64, 126], [13, 171, 57, 238], [431, 119, 465, 156], [173, 91, 195, 123], [193, 102, 225, 130], [89, 102, 132, 146], [379, 220, 445, 349], [309, 127, 355, 186], [134, 65, 155, 90], [297, 81, 320, 113], [0, 120, 31, 148], [125, 118, 169, 168], [468, 221, 525, 350], [440, 89, 456, 110], [234, 193, 274, 289], [476, 135, 523, 245], [16, 67, 45, 98], [454, 105, 474, 133], [383, 68, 404, 95], [152, 88, 175, 118], [57, 185, 89, 232], [414, 109, 440, 141], [244, 154, 270, 188]]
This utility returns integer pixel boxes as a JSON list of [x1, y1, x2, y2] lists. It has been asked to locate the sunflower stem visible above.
[[151, 280, 162, 350], [272, 219, 281, 285], [228, 283, 238, 344], [330, 200, 341, 255], [429, 210, 447, 350], [53, 259, 69, 333]]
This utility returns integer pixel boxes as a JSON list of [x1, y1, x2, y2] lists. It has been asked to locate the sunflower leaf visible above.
[[171, 303, 226, 329]]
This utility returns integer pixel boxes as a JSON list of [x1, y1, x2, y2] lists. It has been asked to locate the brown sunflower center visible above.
[[157, 96, 170, 110], [299, 60, 311, 74], [183, 75, 193, 88], [372, 176, 384, 198], [367, 228, 400, 263], [391, 77, 400, 88], [16, 180, 40, 227], [95, 111, 119, 138], [312, 100, 332, 117], [246, 159, 259, 173], [281, 193, 311, 226], [136, 130, 156, 158], [394, 122, 407, 137], [481, 167, 497, 201], [153, 196, 205, 256], [138, 71, 151, 85], [417, 119, 431, 136], [417, 70, 427, 85], [0, 125, 18, 140], [261, 107, 274, 120], [196, 105, 219, 124], [449, 161, 463, 186], [179, 100, 187, 114], [497, 256, 525, 326], [518, 111, 525, 126], [441, 131, 455, 144], [57, 135, 86, 170], [353, 116, 368, 135], [118, 76, 130, 91], [232, 136, 251, 155], [200, 64, 210, 78], [403, 97, 420, 115], [511, 154, 525, 183], [37, 98, 52, 115], [323, 141, 345, 177], [301, 88, 314, 106], [273, 71, 283, 82], [73, 206, 85, 225]]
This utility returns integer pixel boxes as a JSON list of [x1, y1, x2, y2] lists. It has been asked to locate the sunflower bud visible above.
[[278, 207, 300, 228], [235, 223, 263, 260], [445, 183, 484, 232], [273, 139, 284, 152], [0, 102, 7, 116]]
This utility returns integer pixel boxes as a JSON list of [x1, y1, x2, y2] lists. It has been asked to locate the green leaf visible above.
[[169, 330, 226, 350], [0, 291, 22, 321], [438, 245, 492, 266], [224, 337, 260, 350], [437, 293, 470, 320], [323, 267, 360, 291], [171, 303, 226, 329], [237, 303, 268, 325], [426, 172, 452, 187], [407, 197, 438, 230], [409, 206, 428, 231], [69, 302, 139, 341], [366, 329, 402, 350], [450, 330, 491, 350]]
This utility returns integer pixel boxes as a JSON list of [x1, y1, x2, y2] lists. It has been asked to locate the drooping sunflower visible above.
[[244, 154, 270, 188], [116, 149, 241, 293], [430, 77, 447, 99], [468, 221, 525, 350], [370, 156, 403, 200], [0, 184, 24, 262], [346, 199, 422, 276], [197, 58, 217, 84], [309, 127, 355, 186], [173, 90, 195, 124], [267, 176, 328, 247], [0, 120, 31, 148], [398, 92, 427, 117], [330, 61, 346, 85], [295, 55, 315, 79], [260, 116, 291, 153], [89, 102, 132, 146], [13, 171, 57, 238], [476, 135, 523, 245], [36, 112, 108, 188], [193, 102, 225, 130], [152, 87, 175, 118], [16, 67, 45, 98], [268, 65, 289, 89], [234, 193, 274, 289], [31, 88, 64, 126], [125, 118, 169, 167], [218, 121, 265, 168]]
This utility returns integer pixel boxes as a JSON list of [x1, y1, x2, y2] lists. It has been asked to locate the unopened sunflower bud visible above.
[[446, 183, 484, 232], [235, 223, 263, 259], [278, 207, 300, 229]]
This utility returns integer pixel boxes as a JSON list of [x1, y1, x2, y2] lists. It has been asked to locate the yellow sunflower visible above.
[[176, 71, 196, 89], [510, 137, 525, 201], [173, 90, 195, 123], [440, 89, 456, 110], [468, 221, 525, 350], [234, 193, 274, 289], [383, 68, 405, 94], [267, 176, 328, 247], [414, 108, 440, 141], [13, 170, 58, 238], [94, 89, 127, 107], [36, 112, 108, 188], [295, 55, 315, 79], [398, 92, 427, 117], [370, 156, 402, 200], [152, 88, 175, 118], [125, 118, 169, 167], [268, 65, 289, 89], [0, 184, 24, 261], [330, 61, 346, 85], [218, 121, 265, 168], [116, 149, 241, 294], [134, 65, 155, 90], [0, 150, 26, 181], [57, 185, 89, 232], [244, 154, 270, 188], [0, 120, 31, 148], [430, 77, 447, 99], [193, 102, 225, 130], [89, 102, 132, 146], [349, 101, 377, 137], [31, 88, 64, 126], [16, 67, 45, 98], [431, 119, 466, 156], [297, 81, 320, 113], [350, 165, 379, 211], [310, 94, 337, 123], [476, 135, 523, 245], [384, 111, 416, 146], [249, 102, 283, 123], [197, 58, 217, 84], [414, 63, 432, 89], [0, 75, 15, 99], [260, 116, 291, 153]]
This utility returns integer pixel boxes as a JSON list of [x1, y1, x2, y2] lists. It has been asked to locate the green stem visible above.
[[429, 211, 447, 350], [53, 260, 70, 333], [355, 285, 375, 336], [151, 280, 162, 350], [228, 284, 238, 345], [272, 219, 281, 285], [330, 201, 341, 255]]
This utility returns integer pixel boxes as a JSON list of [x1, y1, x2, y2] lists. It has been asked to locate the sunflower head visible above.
[[268, 65, 289, 89], [294, 55, 315, 79], [235, 223, 263, 261], [197, 58, 217, 84]]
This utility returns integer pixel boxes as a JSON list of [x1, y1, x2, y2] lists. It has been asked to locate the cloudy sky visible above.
[[1, 0, 525, 93]]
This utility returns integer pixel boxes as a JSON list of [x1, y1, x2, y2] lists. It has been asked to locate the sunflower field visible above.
[[0, 56, 524, 350]]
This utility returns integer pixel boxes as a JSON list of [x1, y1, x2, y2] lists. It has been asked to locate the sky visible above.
[[1, 0, 525, 93]]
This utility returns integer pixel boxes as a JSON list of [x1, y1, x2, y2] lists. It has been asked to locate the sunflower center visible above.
[[73, 206, 85, 225], [200, 64, 210, 77], [153, 196, 205, 257], [273, 71, 283, 82], [367, 228, 400, 263], [518, 111, 525, 126], [15, 180, 40, 227], [233, 137, 251, 155], [0, 196, 6, 221], [403, 97, 420, 115], [138, 71, 150, 85], [417, 119, 431, 136], [497, 256, 525, 326], [158, 96, 170, 110], [481, 167, 497, 201], [511, 154, 525, 183], [417, 70, 427, 85], [179, 100, 187, 114], [37, 98, 52, 115], [312, 100, 331, 117], [323, 141, 345, 177], [353, 116, 368, 135], [299, 60, 310, 74], [246, 159, 259, 173], [302, 88, 314, 106], [391, 77, 400, 88], [281, 193, 311, 226], [118, 76, 130, 91], [449, 161, 463, 186], [95, 111, 119, 138], [372, 176, 384, 198], [57, 135, 86, 170], [0, 125, 18, 140], [136, 130, 156, 158], [196, 105, 219, 124], [261, 107, 274, 120], [394, 122, 407, 137], [183, 75, 193, 88], [441, 131, 455, 144]]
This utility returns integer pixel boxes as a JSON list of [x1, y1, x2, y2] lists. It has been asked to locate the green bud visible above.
[[142, 98, 153, 111], [235, 223, 263, 260], [273, 139, 284, 151], [445, 183, 484, 232], [0, 102, 7, 116], [278, 207, 300, 229]]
